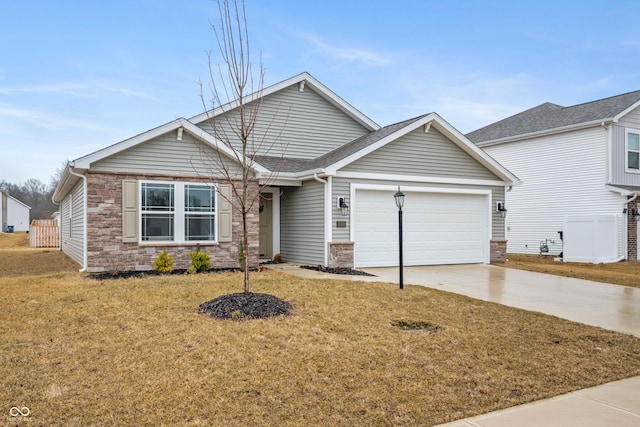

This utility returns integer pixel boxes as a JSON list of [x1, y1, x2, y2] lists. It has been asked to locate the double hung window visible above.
[[141, 183, 174, 241], [628, 130, 640, 171], [184, 185, 216, 241], [140, 181, 216, 243]]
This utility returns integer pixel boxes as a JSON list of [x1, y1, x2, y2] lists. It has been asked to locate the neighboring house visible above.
[[467, 90, 640, 262], [0, 190, 31, 232], [52, 72, 519, 273]]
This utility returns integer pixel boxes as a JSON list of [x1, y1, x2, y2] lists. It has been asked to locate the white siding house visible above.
[[468, 91, 640, 262], [1, 190, 31, 232]]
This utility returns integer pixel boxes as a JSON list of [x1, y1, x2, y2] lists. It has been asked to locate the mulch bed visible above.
[[199, 292, 292, 320], [300, 265, 375, 276], [89, 267, 246, 280]]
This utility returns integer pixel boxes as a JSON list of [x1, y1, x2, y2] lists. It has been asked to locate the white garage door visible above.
[[354, 189, 488, 267]]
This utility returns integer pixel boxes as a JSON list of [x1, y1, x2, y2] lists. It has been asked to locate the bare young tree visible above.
[[199, 0, 286, 294]]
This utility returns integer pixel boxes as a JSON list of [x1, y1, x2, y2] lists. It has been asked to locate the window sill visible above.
[[138, 241, 220, 247]]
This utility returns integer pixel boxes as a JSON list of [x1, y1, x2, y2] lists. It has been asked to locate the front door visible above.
[[259, 197, 273, 260]]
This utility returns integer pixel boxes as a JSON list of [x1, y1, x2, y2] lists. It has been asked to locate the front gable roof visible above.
[[53, 118, 269, 202], [52, 72, 519, 202], [255, 113, 520, 185], [189, 72, 380, 132], [468, 90, 640, 146]]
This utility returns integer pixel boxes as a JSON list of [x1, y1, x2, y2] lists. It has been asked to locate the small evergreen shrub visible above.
[[189, 244, 211, 273], [153, 251, 174, 273]]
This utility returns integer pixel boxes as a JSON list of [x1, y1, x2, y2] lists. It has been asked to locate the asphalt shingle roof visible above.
[[466, 90, 640, 144], [255, 115, 428, 173]]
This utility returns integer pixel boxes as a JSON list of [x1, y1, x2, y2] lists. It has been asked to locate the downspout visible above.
[[603, 122, 613, 184], [68, 167, 88, 272], [313, 173, 330, 266]]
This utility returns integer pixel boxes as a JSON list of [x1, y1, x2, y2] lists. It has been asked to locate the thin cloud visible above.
[[0, 104, 104, 131], [301, 33, 391, 67], [0, 82, 92, 97], [100, 85, 159, 101]]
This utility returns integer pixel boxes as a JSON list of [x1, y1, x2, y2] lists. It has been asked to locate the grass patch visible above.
[[497, 254, 640, 288], [0, 233, 78, 278], [2, 242, 640, 425]]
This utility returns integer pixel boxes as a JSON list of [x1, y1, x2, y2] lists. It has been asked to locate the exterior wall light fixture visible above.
[[496, 201, 508, 218], [337, 196, 349, 216]]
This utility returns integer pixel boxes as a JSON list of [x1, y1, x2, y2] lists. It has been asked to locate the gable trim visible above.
[[189, 72, 380, 131], [614, 100, 640, 122], [475, 118, 612, 147], [73, 119, 268, 173], [325, 113, 520, 186], [0, 191, 31, 210], [335, 171, 509, 187]]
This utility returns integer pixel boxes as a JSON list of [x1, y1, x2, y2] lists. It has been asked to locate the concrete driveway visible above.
[[271, 263, 640, 337], [362, 264, 640, 337], [271, 262, 640, 425]]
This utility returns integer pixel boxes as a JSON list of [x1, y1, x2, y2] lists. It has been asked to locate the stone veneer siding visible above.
[[328, 242, 354, 269], [85, 171, 259, 272], [490, 239, 507, 263], [629, 199, 638, 261]]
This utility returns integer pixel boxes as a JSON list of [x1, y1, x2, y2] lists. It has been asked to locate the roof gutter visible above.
[[68, 165, 88, 273]]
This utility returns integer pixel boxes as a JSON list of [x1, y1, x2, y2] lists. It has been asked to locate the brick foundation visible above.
[[490, 239, 507, 263], [328, 242, 354, 269], [85, 172, 259, 272]]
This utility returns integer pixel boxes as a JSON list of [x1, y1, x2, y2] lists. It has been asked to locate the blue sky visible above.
[[2, 0, 639, 185]]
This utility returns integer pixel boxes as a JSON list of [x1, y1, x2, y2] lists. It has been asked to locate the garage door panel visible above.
[[354, 189, 487, 267]]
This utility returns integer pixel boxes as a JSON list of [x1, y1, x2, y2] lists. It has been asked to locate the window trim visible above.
[[139, 180, 218, 244], [626, 128, 640, 173]]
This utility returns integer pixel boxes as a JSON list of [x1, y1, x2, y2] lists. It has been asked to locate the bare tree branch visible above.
[[194, 0, 290, 294]]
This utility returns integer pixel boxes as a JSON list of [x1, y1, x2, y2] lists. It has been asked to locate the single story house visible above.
[[1, 189, 31, 232], [52, 72, 519, 272], [467, 90, 640, 262]]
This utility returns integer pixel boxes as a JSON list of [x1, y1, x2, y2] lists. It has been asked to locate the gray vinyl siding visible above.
[[332, 177, 505, 241], [60, 181, 84, 266], [342, 127, 500, 181], [618, 106, 640, 129], [280, 180, 325, 264], [612, 107, 640, 185], [92, 132, 245, 179], [198, 84, 369, 159], [332, 178, 352, 242]]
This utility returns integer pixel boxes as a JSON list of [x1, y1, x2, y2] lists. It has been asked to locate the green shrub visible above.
[[189, 244, 211, 273], [153, 251, 174, 273]]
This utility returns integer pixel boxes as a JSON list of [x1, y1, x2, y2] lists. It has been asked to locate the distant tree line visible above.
[[1, 165, 64, 221]]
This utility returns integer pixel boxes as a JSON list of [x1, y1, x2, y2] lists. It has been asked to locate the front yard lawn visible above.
[[2, 245, 640, 425]]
